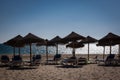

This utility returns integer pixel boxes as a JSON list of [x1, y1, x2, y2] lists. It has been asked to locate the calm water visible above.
[[0, 44, 119, 55]]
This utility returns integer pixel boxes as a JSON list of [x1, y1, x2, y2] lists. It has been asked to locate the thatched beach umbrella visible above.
[[97, 43, 116, 60], [81, 36, 97, 60], [98, 32, 120, 55], [4, 35, 25, 56], [62, 32, 85, 42], [113, 36, 120, 59], [36, 39, 55, 64], [62, 31, 85, 57], [66, 41, 84, 48], [23, 33, 44, 63], [113, 35, 120, 59], [66, 41, 84, 55], [49, 36, 65, 55]]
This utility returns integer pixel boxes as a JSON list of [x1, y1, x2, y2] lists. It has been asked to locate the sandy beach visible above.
[[1, 0, 120, 79], [0, 54, 120, 80]]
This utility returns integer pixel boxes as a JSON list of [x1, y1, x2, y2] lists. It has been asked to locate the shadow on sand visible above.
[[7, 66, 38, 70], [56, 65, 83, 68], [0, 64, 10, 68], [98, 64, 120, 67]]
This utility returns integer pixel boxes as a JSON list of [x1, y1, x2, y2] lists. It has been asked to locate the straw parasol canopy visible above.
[[81, 36, 97, 60], [98, 32, 120, 55], [97, 43, 116, 60], [66, 41, 84, 55], [23, 33, 44, 63], [23, 33, 44, 44], [49, 36, 61, 43], [49, 36, 65, 55], [36, 39, 55, 46], [62, 31, 85, 57], [36, 39, 55, 63], [66, 41, 84, 48], [62, 31, 85, 42], [4, 35, 25, 56], [117, 37, 120, 59]]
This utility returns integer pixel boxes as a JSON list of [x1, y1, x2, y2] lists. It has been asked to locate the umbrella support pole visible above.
[[73, 48, 75, 57], [72, 42, 75, 57], [56, 44, 58, 54], [103, 46, 105, 60], [88, 43, 90, 61], [110, 45, 112, 55], [46, 46, 48, 64], [13, 47, 15, 56], [119, 44, 120, 60], [19, 47, 20, 56], [30, 43, 32, 63]]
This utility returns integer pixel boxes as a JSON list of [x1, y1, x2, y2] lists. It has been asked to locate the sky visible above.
[[0, 0, 120, 43]]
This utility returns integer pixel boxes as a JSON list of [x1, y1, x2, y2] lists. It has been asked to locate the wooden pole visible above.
[[13, 47, 15, 56], [88, 43, 90, 61], [19, 47, 20, 56], [119, 44, 120, 60], [56, 43, 58, 54], [73, 42, 75, 57], [110, 45, 112, 54], [30, 43, 32, 63], [46, 45, 48, 64], [103, 46, 105, 60]]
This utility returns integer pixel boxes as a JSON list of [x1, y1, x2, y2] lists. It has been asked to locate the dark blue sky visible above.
[[0, 0, 120, 43]]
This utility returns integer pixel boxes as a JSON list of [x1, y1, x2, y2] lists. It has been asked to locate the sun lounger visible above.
[[98, 54, 118, 65], [54, 54, 61, 63], [105, 54, 117, 65], [61, 56, 77, 66], [0, 55, 10, 65], [31, 54, 41, 66], [77, 57, 87, 65], [10, 55, 23, 67], [47, 54, 61, 64]]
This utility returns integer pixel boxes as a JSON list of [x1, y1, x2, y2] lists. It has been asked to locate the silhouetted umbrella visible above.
[[98, 32, 120, 55], [81, 36, 97, 60], [37, 39, 55, 46], [66, 41, 84, 54], [66, 41, 84, 48], [97, 43, 116, 60], [4, 35, 25, 56], [49, 36, 65, 55], [62, 31, 85, 57], [118, 41, 120, 59], [36, 39, 55, 64], [114, 36, 120, 59], [23, 33, 44, 63], [62, 31, 85, 42]]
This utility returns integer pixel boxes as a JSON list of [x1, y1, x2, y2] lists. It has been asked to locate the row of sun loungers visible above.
[[61, 54, 120, 66], [0, 55, 41, 68], [46, 54, 87, 65], [0, 54, 120, 68]]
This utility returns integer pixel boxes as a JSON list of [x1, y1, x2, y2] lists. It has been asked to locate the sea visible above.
[[0, 43, 119, 55]]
